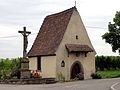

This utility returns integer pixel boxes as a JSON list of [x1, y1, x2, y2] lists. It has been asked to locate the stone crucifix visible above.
[[18, 27, 31, 58], [18, 27, 31, 79]]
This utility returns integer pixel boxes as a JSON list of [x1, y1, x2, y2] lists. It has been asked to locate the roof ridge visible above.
[[46, 6, 77, 18]]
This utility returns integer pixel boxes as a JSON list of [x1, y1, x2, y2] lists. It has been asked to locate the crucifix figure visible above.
[[18, 27, 31, 58]]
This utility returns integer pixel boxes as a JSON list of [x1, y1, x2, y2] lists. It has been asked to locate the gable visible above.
[[56, 9, 96, 55]]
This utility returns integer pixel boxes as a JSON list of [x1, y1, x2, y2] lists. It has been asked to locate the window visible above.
[[37, 57, 41, 70], [76, 35, 78, 39], [61, 61, 65, 67]]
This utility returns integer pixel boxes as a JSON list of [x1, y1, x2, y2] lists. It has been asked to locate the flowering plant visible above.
[[76, 72, 84, 80], [31, 70, 42, 78]]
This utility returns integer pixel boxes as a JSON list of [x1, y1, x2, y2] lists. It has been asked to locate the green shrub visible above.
[[0, 58, 21, 80], [95, 56, 120, 71], [57, 72, 65, 82], [91, 73, 102, 79]]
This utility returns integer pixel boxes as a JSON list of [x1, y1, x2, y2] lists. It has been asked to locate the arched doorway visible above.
[[70, 61, 84, 79]]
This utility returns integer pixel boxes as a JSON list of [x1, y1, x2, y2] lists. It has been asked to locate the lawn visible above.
[[97, 70, 120, 78]]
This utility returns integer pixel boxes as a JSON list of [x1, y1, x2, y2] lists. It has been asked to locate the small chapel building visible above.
[[28, 7, 96, 80]]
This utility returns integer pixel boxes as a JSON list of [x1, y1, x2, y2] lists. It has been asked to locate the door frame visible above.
[[70, 61, 84, 79]]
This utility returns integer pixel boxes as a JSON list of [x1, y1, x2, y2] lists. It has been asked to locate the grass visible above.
[[97, 70, 120, 78]]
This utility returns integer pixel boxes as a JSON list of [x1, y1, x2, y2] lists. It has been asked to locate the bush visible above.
[[91, 73, 102, 79], [11, 69, 21, 79], [57, 72, 65, 82], [95, 56, 120, 71], [0, 58, 21, 80]]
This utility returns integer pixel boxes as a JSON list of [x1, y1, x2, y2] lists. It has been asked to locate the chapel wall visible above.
[[29, 57, 37, 70], [56, 9, 95, 80], [41, 56, 57, 78]]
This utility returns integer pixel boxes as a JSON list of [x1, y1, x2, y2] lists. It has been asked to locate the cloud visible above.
[[0, 0, 120, 58]]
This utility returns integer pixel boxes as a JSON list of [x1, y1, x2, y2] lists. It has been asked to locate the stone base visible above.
[[0, 78, 57, 84], [21, 70, 30, 79], [21, 58, 29, 69]]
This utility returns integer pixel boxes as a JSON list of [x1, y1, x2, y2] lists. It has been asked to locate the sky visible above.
[[0, 0, 120, 58]]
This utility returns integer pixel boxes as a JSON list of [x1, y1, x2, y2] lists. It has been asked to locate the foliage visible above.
[[95, 56, 120, 71], [97, 70, 120, 78], [102, 11, 120, 54], [57, 72, 65, 82], [0, 58, 21, 80], [91, 73, 102, 79], [96, 56, 120, 78]]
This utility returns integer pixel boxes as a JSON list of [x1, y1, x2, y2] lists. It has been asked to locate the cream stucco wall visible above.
[[29, 57, 37, 70], [55, 9, 96, 80], [41, 56, 56, 78]]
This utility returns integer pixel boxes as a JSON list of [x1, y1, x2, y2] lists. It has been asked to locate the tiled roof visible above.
[[65, 44, 93, 53], [28, 7, 77, 57]]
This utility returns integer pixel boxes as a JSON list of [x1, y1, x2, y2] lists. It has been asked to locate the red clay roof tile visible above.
[[28, 7, 76, 57], [65, 44, 93, 52]]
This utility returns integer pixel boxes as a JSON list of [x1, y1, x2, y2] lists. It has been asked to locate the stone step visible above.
[[0, 78, 57, 84]]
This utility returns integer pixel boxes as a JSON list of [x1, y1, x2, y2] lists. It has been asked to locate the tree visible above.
[[102, 11, 120, 54], [105, 56, 111, 70]]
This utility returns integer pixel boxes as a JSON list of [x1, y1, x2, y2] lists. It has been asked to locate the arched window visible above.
[[76, 35, 78, 40], [61, 61, 65, 67]]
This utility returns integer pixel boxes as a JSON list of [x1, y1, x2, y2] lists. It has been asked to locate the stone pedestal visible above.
[[20, 58, 30, 79]]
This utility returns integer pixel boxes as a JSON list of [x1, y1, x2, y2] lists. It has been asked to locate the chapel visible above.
[[28, 7, 96, 80]]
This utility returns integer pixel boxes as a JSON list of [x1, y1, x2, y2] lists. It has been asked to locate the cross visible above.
[[18, 27, 31, 58], [75, 1, 76, 7]]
